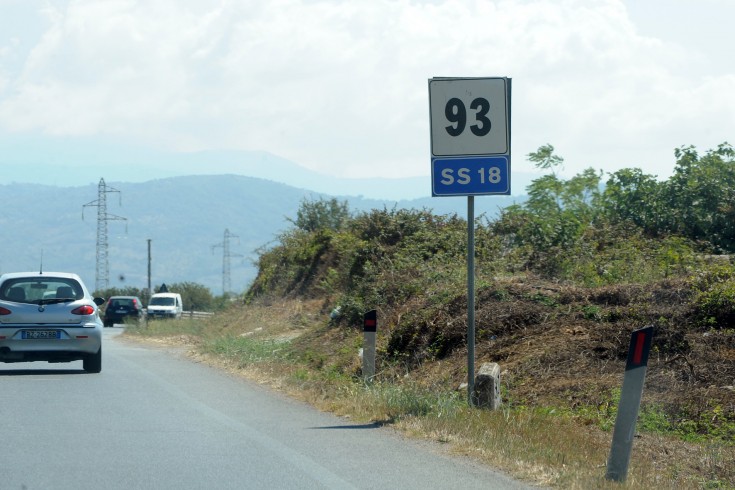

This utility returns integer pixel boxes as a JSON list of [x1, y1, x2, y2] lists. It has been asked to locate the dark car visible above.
[[103, 296, 143, 327]]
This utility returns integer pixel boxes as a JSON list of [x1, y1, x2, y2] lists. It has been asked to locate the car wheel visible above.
[[83, 347, 102, 373]]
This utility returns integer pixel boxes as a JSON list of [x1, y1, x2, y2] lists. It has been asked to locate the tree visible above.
[[95, 286, 145, 299], [492, 146, 606, 275], [289, 197, 350, 232], [166, 282, 214, 311], [661, 143, 735, 251], [527, 144, 564, 176], [602, 168, 664, 233], [518, 146, 602, 249]]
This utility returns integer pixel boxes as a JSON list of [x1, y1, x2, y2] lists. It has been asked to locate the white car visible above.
[[147, 292, 183, 320], [0, 272, 105, 373]]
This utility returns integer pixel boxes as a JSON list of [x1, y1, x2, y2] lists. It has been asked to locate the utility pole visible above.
[[83, 178, 126, 292], [147, 239, 152, 303], [212, 229, 241, 296]]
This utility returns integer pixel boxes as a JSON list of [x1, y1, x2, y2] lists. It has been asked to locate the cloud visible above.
[[0, 0, 732, 181]]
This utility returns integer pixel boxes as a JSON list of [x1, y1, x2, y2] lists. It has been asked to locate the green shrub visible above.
[[692, 265, 735, 328]]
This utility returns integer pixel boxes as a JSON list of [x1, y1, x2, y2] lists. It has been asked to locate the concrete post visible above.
[[363, 310, 377, 382], [473, 362, 501, 410]]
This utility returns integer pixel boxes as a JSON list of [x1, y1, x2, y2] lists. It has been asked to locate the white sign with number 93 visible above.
[[429, 78, 509, 158]]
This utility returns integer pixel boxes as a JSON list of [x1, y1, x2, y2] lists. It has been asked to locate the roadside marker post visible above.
[[363, 310, 377, 382], [429, 77, 511, 406], [606, 326, 655, 482]]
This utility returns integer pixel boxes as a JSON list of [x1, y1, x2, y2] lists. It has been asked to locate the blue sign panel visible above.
[[431, 156, 510, 196]]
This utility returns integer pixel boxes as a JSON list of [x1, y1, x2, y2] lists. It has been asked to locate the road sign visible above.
[[432, 156, 510, 196], [429, 77, 510, 158], [428, 77, 512, 405], [429, 77, 511, 196]]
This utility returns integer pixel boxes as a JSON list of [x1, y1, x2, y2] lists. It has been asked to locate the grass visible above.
[[124, 317, 207, 337], [123, 299, 735, 489]]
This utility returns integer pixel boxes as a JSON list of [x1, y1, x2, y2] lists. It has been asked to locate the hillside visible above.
[[123, 145, 735, 487], [0, 175, 308, 293], [1, 142, 538, 200], [243, 205, 735, 441], [0, 174, 519, 294], [126, 221, 735, 487]]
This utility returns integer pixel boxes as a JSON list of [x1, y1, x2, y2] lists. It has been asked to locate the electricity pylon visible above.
[[212, 229, 242, 295], [83, 178, 127, 292]]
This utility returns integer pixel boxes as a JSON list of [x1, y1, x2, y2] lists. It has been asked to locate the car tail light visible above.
[[72, 305, 95, 315], [0, 307, 11, 315]]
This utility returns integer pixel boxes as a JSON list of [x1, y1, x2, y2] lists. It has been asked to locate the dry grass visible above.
[[124, 299, 735, 489]]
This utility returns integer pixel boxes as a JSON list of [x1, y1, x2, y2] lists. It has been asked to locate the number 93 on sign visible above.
[[431, 156, 510, 197]]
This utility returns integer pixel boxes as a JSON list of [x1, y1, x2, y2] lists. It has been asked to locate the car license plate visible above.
[[116, 309, 127, 313], [22, 330, 61, 340]]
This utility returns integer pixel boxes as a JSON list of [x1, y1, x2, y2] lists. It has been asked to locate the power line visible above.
[[83, 178, 127, 292]]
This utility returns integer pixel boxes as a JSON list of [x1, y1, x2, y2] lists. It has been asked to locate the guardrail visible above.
[[139, 310, 214, 320], [186, 310, 214, 319]]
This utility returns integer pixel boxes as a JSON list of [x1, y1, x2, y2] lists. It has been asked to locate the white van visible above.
[[147, 292, 183, 320]]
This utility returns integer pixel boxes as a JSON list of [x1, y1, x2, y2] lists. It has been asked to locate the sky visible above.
[[0, 0, 733, 188]]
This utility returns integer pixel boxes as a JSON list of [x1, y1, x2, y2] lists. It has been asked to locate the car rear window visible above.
[[110, 298, 136, 308], [0, 277, 83, 304]]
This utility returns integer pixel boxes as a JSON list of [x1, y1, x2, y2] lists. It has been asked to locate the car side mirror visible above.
[[93, 297, 105, 306]]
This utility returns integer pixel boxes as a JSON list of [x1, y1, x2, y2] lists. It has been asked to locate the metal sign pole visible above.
[[467, 196, 476, 406]]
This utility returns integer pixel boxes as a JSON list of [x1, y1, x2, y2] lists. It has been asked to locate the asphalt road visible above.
[[0, 329, 535, 490]]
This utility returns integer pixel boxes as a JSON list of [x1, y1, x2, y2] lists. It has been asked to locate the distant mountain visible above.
[[0, 137, 537, 200], [0, 175, 525, 294]]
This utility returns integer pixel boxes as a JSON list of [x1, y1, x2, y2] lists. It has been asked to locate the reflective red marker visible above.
[[363, 310, 377, 333], [625, 326, 653, 370]]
